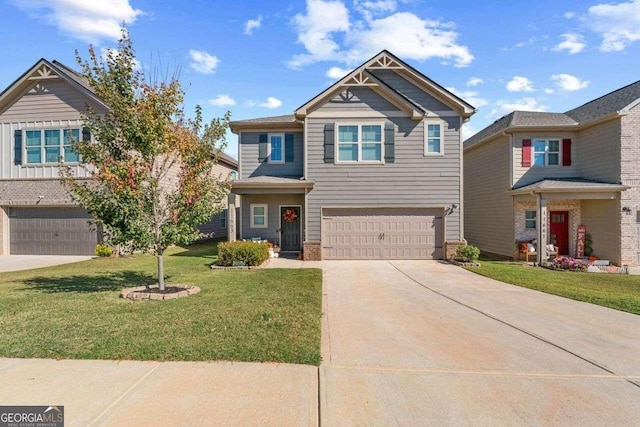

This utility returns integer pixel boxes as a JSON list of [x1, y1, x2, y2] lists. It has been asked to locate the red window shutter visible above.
[[522, 139, 532, 167], [562, 138, 572, 166]]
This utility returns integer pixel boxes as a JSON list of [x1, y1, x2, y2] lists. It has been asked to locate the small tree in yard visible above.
[[61, 30, 231, 290]]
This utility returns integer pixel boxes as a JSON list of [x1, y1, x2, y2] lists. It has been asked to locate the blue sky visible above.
[[2, 0, 640, 159]]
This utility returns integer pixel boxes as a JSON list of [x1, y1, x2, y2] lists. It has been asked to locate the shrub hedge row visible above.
[[217, 241, 269, 266]]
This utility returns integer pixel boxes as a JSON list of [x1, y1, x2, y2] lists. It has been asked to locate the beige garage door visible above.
[[322, 208, 443, 260]]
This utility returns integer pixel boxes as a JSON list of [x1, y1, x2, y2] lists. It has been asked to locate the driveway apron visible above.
[[320, 260, 640, 426]]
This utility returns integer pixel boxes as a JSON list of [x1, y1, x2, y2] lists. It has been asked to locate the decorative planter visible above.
[[120, 284, 200, 300]]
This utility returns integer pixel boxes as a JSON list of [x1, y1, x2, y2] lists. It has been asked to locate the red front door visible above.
[[550, 211, 569, 255]]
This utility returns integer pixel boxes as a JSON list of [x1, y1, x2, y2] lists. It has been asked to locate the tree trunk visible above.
[[157, 249, 165, 291]]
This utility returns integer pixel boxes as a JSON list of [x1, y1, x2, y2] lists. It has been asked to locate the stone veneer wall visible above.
[[303, 241, 321, 261], [0, 179, 76, 206], [0, 207, 5, 256], [620, 106, 640, 266], [514, 199, 581, 256], [445, 240, 466, 260]]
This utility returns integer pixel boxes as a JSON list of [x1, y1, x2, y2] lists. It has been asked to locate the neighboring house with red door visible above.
[[227, 50, 475, 260], [464, 80, 640, 265], [0, 58, 236, 255]]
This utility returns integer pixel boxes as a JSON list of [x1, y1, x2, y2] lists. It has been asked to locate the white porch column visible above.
[[537, 195, 548, 263], [227, 193, 237, 242]]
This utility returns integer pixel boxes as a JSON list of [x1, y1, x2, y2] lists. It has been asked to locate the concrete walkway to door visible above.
[[320, 260, 640, 425]]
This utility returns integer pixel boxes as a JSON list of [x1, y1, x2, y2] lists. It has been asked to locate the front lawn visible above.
[[465, 259, 640, 315], [0, 242, 322, 365]]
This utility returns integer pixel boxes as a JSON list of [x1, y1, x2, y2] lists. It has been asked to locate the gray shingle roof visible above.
[[231, 115, 297, 125], [565, 80, 640, 123], [511, 178, 627, 192], [234, 175, 309, 184]]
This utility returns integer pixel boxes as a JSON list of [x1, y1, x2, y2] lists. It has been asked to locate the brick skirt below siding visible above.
[[303, 241, 321, 261]]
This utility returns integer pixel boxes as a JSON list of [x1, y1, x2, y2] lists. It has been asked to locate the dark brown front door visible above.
[[550, 211, 569, 255], [280, 207, 301, 252]]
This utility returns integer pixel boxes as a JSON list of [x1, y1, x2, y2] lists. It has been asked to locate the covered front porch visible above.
[[227, 176, 314, 254], [510, 179, 629, 264]]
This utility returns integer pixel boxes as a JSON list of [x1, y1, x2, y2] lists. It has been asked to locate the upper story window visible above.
[[268, 133, 284, 163], [24, 128, 81, 164], [533, 139, 560, 166], [424, 120, 445, 155], [336, 124, 383, 163], [230, 170, 237, 180]]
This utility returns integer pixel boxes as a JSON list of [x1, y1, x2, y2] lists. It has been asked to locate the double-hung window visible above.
[[533, 139, 560, 166], [525, 211, 537, 229], [24, 128, 81, 164], [336, 124, 383, 163], [220, 209, 227, 229], [268, 133, 284, 163], [424, 120, 445, 155], [250, 204, 268, 228]]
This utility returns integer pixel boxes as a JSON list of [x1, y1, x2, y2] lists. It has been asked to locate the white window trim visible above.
[[23, 128, 83, 166], [424, 119, 445, 156], [250, 203, 268, 228], [229, 170, 237, 180], [220, 209, 227, 229], [334, 122, 385, 165], [532, 138, 562, 167], [268, 133, 285, 164], [525, 210, 537, 229]]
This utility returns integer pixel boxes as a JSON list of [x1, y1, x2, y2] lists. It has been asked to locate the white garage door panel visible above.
[[322, 208, 443, 260]]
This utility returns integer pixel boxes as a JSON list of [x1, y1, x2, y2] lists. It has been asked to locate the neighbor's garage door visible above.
[[322, 208, 443, 260], [9, 207, 98, 255]]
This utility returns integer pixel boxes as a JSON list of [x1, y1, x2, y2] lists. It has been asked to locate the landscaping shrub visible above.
[[546, 256, 588, 272], [95, 243, 113, 257], [217, 241, 269, 266], [455, 244, 480, 262]]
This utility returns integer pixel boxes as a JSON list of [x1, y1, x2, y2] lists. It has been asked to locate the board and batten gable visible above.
[[0, 78, 106, 179], [305, 84, 463, 242], [238, 131, 304, 179], [512, 132, 579, 187], [464, 134, 514, 257], [312, 86, 400, 113]]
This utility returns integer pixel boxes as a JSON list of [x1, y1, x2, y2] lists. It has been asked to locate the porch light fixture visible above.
[[445, 204, 458, 216], [622, 206, 632, 214]]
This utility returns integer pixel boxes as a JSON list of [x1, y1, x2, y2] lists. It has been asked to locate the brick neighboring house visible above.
[[227, 50, 476, 260], [464, 80, 640, 265], [0, 58, 236, 255]]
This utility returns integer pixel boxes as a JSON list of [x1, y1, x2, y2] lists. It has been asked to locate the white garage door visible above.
[[322, 208, 443, 260]]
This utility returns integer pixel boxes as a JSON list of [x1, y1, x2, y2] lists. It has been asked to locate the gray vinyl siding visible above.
[[315, 87, 400, 112], [577, 119, 621, 182], [239, 131, 303, 179], [369, 69, 453, 112], [512, 132, 579, 187], [580, 199, 621, 265], [306, 115, 462, 242], [197, 161, 238, 240], [240, 194, 304, 243], [0, 79, 105, 179], [464, 135, 514, 257]]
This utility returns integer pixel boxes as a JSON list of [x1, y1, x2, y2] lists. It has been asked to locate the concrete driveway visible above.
[[320, 260, 640, 425], [0, 255, 94, 273]]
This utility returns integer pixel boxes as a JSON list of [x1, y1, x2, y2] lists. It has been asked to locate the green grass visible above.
[[0, 241, 322, 365], [464, 258, 640, 315]]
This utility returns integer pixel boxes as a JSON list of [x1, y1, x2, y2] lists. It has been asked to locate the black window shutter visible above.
[[285, 134, 294, 162], [384, 121, 395, 163], [14, 129, 22, 165], [324, 123, 335, 163], [258, 134, 268, 162], [82, 127, 91, 142]]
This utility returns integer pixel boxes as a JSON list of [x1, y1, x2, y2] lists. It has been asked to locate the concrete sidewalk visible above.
[[0, 358, 318, 427], [0, 255, 94, 273]]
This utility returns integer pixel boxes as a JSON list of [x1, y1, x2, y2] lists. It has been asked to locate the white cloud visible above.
[[326, 66, 351, 79], [551, 73, 590, 91], [355, 0, 398, 13], [488, 98, 549, 121], [249, 97, 283, 109], [100, 47, 141, 69], [461, 122, 478, 141], [208, 94, 236, 107], [544, 88, 555, 94], [244, 15, 262, 35], [189, 50, 219, 74], [587, 0, 640, 51], [445, 87, 488, 108], [552, 33, 586, 54], [11, 0, 142, 43], [564, 11, 576, 19], [289, 0, 473, 69], [466, 77, 484, 87], [506, 76, 534, 92]]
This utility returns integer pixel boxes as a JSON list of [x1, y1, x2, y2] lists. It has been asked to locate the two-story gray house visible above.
[[227, 51, 475, 260], [464, 80, 640, 266], [0, 58, 236, 255]]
